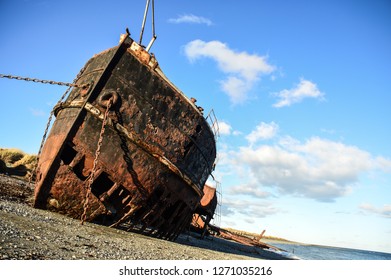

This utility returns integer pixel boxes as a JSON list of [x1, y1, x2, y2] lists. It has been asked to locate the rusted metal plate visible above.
[[191, 184, 218, 237], [200, 184, 217, 210], [34, 34, 217, 240]]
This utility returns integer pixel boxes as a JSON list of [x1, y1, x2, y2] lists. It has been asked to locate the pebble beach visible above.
[[0, 175, 289, 260]]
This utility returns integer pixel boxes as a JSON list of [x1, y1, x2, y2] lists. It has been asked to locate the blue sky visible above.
[[1, 0, 390, 253]]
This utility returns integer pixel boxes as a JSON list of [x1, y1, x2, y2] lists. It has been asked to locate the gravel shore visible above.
[[0, 175, 288, 260]]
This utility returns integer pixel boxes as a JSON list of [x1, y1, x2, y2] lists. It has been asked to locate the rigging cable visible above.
[[139, 0, 157, 52]]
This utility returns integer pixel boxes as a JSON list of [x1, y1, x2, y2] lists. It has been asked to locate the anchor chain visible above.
[[81, 97, 114, 225], [0, 73, 89, 88], [28, 66, 87, 184]]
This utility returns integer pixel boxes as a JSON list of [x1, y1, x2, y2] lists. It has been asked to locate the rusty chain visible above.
[[27, 66, 87, 184], [81, 97, 114, 225], [0, 73, 89, 88], [1, 69, 110, 225]]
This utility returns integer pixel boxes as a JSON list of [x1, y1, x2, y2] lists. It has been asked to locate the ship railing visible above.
[[206, 109, 219, 139]]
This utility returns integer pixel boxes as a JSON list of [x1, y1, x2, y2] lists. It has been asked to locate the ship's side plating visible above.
[[33, 34, 216, 240]]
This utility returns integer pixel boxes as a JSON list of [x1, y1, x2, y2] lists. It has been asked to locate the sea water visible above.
[[268, 242, 391, 260]]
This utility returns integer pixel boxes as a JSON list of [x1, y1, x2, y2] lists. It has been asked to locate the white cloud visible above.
[[231, 136, 391, 202], [229, 182, 272, 198], [243, 218, 255, 224], [218, 121, 232, 135], [222, 198, 280, 218], [246, 121, 279, 145], [272, 78, 325, 108], [220, 76, 250, 104], [168, 14, 213, 26], [359, 203, 391, 218], [184, 40, 275, 104], [374, 156, 391, 172], [215, 121, 391, 233], [216, 121, 242, 137]]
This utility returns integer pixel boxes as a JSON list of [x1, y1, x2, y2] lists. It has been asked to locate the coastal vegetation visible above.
[[0, 148, 37, 178]]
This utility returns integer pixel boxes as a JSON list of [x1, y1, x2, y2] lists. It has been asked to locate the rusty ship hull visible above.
[[33, 32, 216, 240]]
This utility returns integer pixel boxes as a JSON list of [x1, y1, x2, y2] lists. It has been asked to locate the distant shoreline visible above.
[[222, 227, 301, 245], [263, 238, 303, 245]]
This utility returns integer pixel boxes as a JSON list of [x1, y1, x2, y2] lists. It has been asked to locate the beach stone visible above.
[[0, 174, 287, 260]]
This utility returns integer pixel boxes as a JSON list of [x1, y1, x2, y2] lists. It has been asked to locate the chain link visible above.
[[0, 73, 89, 88], [1, 67, 117, 224], [81, 97, 114, 224], [28, 66, 87, 184]]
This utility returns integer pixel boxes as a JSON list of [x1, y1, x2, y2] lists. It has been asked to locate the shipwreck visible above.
[[1, 1, 299, 259], [33, 22, 218, 240]]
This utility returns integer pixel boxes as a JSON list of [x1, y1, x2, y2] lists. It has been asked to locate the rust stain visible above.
[[33, 33, 217, 241]]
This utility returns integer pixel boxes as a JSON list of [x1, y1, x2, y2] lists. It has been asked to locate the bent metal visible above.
[[33, 31, 218, 241]]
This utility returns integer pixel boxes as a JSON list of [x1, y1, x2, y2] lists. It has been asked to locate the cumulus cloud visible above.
[[220, 203, 235, 217], [359, 203, 391, 218], [233, 136, 390, 202], [374, 156, 391, 172], [216, 121, 391, 227], [217, 120, 242, 137], [229, 182, 272, 198], [272, 78, 325, 108], [218, 121, 232, 136], [246, 121, 279, 145], [222, 198, 280, 218], [220, 76, 250, 104], [168, 14, 213, 26], [184, 40, 275, 104]]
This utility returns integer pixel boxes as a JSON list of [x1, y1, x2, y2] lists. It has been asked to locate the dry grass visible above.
[[0, 148, 37, 177], [0, 148, 25, 164], [13, 154, 37, 170]]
